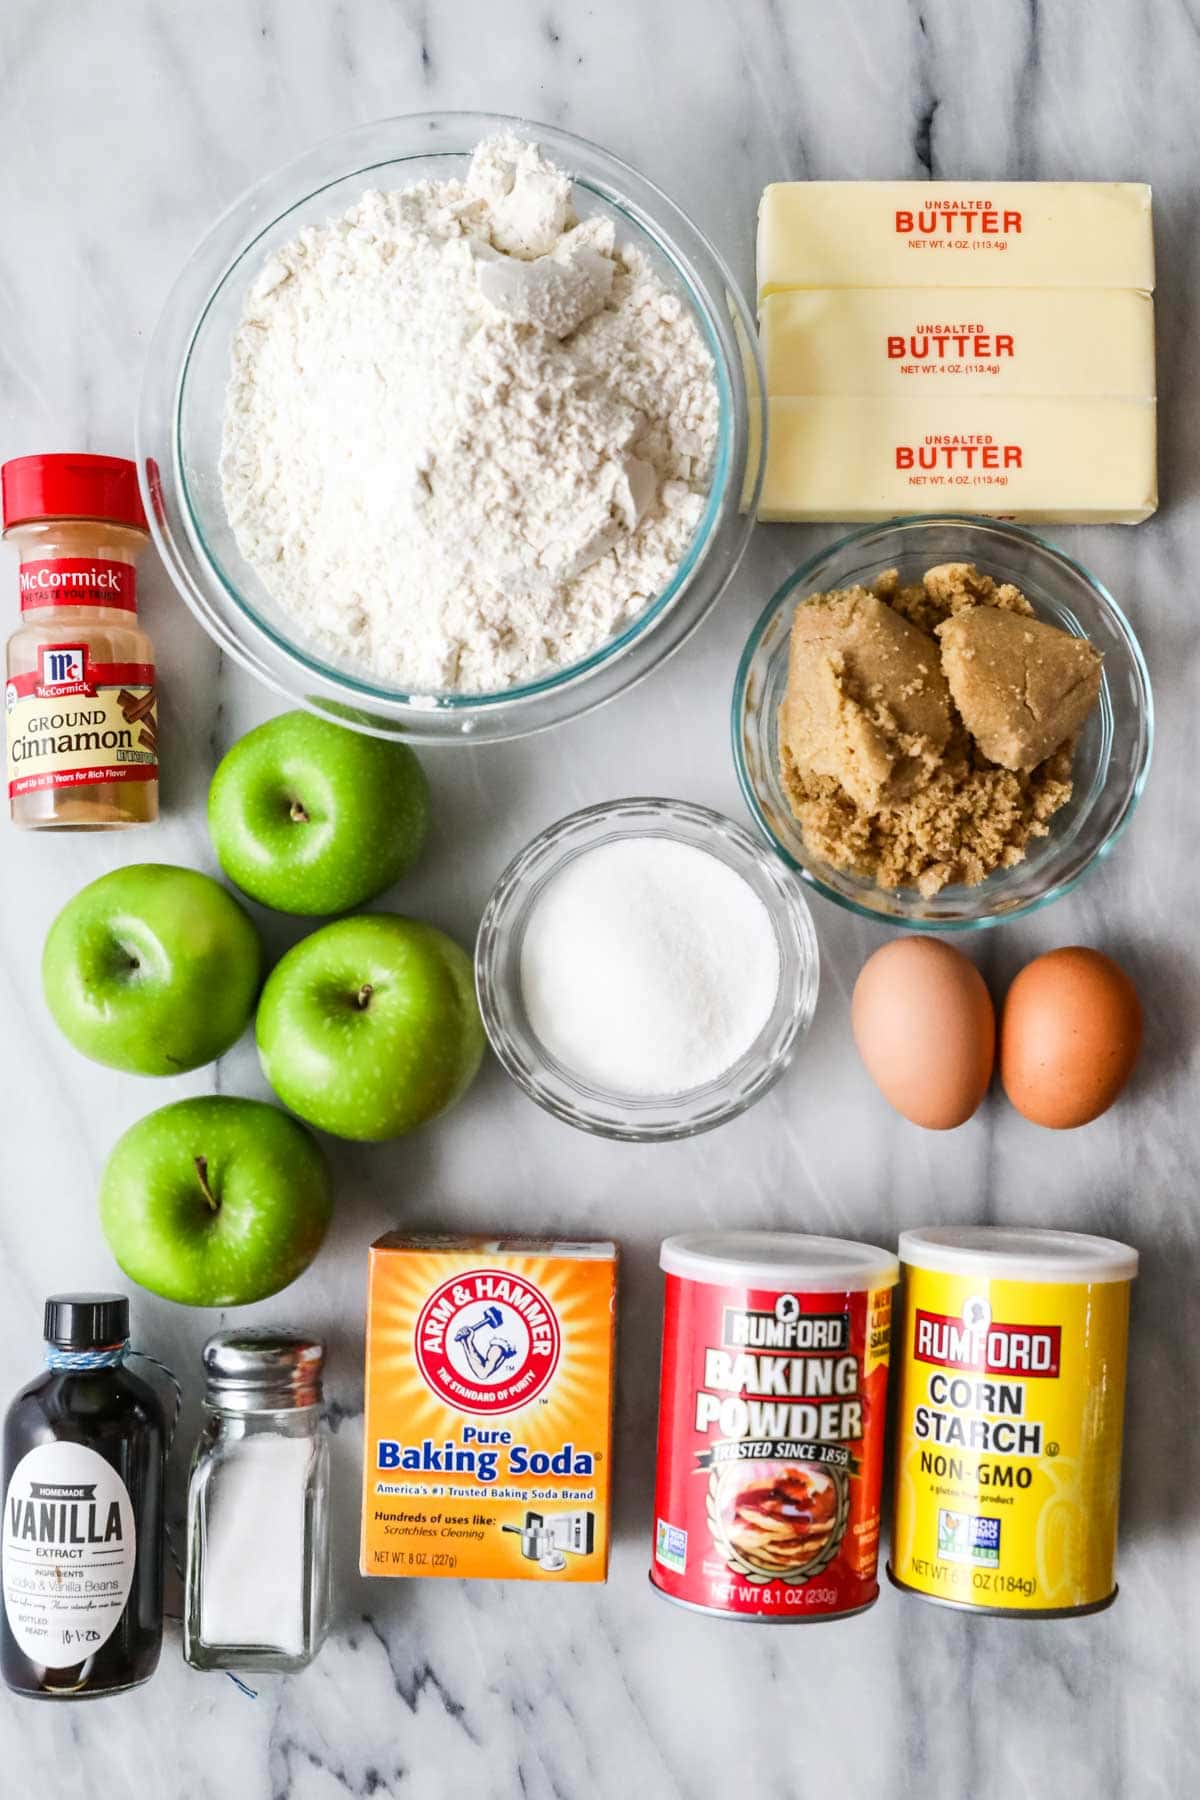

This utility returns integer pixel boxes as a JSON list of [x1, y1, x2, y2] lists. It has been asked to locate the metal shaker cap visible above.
[[201, 1328, 325, 1410]]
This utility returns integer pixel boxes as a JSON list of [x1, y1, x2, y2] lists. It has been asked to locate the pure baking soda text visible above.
[[361, 1236, 616, 1583]]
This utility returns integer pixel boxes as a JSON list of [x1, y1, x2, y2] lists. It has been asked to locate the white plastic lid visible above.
[[899, 1226, 1137, 1285], [660, 1232, 899, 1293]]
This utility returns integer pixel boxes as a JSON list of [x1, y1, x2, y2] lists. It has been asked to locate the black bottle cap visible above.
[[43, 1293, 129, 1350]]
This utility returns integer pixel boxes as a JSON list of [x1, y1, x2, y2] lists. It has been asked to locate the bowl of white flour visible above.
[[139, 112, 763, 740]]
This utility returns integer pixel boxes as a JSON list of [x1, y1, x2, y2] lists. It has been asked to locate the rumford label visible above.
[[361, 1236, 616, 1582], [891, 1268, 1132, 1612], [5, 647, 157, 799], [652, 1275, 894, 1619], [914, 1306, 1061, 1376], [2, 1443, 136, 1667], [19, 557, 137, 612]]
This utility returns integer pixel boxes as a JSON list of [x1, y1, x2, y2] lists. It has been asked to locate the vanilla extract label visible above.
[[2, 1443, 136, 1667]]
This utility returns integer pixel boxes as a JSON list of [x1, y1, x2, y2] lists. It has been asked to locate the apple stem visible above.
[[355, 983, 374, 1010], [194, 1156, 220, 1215], [289, 799, 310, 824]]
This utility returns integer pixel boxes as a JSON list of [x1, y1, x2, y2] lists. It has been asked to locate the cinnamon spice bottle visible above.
[[3, 454, 158, 830]]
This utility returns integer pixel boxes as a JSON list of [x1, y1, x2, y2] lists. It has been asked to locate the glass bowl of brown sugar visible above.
[[733, 516, 1153, 932]]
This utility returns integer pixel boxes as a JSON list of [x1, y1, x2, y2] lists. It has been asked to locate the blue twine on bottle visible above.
[[46, 1341, 182, 1449], [47, 1340, 258, 1702], [46, 1344, 128, 1372]]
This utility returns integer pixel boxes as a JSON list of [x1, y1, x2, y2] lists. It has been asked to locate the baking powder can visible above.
[[650, 1232, 899, 1622], [889, 1226, 1137, 1617]]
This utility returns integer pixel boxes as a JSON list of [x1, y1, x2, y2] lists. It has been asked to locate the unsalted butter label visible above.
[[755, 181, 1156, 524], [758, 182, 1155, 296], [762, 289, 1156, 400], [760, 396, 1158, 525], [3, 1443, 136, 1667]]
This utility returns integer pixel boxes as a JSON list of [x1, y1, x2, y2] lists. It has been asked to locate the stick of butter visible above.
[[758, 182, 1154, 298], [762, 288, 1156, 399], [760, 395, 1157, 524]]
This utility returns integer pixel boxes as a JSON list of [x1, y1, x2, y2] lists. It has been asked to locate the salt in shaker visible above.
[[184, 1329, 330, 1673]]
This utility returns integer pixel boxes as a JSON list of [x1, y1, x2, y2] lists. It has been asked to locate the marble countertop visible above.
[[2, 1, 1197, 1795]]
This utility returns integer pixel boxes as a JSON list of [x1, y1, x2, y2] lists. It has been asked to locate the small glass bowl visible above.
[[138, 111, 763, 743], [475, 798, 820, 1141], [733, 516, 1154, 931]]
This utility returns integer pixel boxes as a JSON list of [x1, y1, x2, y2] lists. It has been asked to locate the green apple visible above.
[[43, 864, 262, 1075], [256, 914, 485, 1140], [99, 1095, 333, 1307], [207, 710, 430, 915]]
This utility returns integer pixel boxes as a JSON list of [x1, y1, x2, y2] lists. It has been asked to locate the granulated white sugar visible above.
[[518, 836, 780, 1097]]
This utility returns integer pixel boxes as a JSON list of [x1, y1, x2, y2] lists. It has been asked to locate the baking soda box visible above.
[[361, 1235, 618, 1582]]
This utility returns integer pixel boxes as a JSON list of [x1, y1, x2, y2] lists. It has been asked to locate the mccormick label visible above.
[[651, 1273, 895, 1619], [891, 1267, 1132, 1612], [19, 557, 137, 613], [361, 1236, 616, 1582], [2, 1443, 136, 1667], [5, 647, 157, 799]]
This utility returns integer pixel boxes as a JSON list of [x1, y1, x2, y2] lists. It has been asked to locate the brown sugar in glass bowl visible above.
[[732, 517, 1154, 930], [3, 454, 158, 830]]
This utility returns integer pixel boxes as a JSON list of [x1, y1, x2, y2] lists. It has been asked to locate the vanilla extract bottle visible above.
[[1, 1295, 165, 1699]]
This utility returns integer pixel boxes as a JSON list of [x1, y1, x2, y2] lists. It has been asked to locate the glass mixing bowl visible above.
[[138, 112, 763, 741], [733, 517, 1153, 931], [475, 798, 820, 1141]]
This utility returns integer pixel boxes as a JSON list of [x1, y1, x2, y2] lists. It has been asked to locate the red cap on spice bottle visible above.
[[2, 454, 148, 534]]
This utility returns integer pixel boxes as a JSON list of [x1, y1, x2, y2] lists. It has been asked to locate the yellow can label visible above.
[[891, 1265, 1131, 1612]]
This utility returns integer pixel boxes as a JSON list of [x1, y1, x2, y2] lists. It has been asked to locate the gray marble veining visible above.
[[1, 1, 1197, 1795]]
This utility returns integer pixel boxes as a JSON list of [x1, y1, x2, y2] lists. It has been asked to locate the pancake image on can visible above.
[[708, 1458, 847, 1583], [650, 1232, 899, 1622], [889, 1226, 1137, 1617]]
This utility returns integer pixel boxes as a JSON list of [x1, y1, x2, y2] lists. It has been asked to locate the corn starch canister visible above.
[[890, 1226, 1137, 1617], [650, 1233, 898, 1621]]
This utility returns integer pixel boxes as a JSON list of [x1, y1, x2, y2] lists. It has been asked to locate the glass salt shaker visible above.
[[184, 1330, 330, 1674]]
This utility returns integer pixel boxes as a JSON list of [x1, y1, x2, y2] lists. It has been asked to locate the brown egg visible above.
[[851, 939, 996, 1130], [1000, 947, 1143, 1129]]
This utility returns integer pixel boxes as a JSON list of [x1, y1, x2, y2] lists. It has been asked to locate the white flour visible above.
[[220, 135, 719, 693]]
